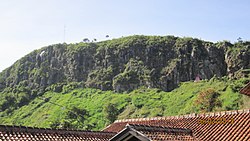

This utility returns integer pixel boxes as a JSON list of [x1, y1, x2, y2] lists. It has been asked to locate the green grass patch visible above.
[[0, 78, 249, 130]]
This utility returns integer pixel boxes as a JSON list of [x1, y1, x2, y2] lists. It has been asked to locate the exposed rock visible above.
[[0, 36, 249, 93]]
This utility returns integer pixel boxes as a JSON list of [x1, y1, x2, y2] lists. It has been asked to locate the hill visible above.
[[0, 35, 249, 130], [0, 78, 249, 130]]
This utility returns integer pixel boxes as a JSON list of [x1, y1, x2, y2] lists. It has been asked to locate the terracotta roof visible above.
[[240, 82, 250, 96], [1, 109, 249, 141], [110, 124, 197, 141], [104, 109, 250, 141], [0, 125, 115, 141]]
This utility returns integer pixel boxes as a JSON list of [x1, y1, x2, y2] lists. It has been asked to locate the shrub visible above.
[[195, 88, 221, 112], [49, 106, 89, 130], [103, 103, 119, 124]]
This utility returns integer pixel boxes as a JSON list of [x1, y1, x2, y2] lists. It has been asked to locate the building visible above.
[[240, 82, 250, 96], [104, 109, 250, 141], [1, 83, 250, 141], [1, 109, 249, 141], [0, 125, 115, 141]]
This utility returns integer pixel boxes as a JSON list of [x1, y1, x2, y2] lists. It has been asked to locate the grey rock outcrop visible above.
[[0, 36, 249, 93]]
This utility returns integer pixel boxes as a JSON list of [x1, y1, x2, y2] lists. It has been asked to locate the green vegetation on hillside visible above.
[[0, 77, 249, 130], [0, 35, 249, 131], [1, 35, 249, 95]]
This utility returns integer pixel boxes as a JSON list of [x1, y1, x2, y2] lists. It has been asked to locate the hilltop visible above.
[[0, 35, 249, 130]]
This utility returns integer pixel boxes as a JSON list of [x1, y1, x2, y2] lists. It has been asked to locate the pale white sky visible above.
[[0, 0, 250, 72]]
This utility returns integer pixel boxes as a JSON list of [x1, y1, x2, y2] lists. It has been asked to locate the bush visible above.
[[0, 95, 16, 111], [17, 92, 30, 107], [103, 103, 119, 124], [49, 106, 89, 130], [62, 82, 81, 94], [195, 88, 221, 112], [132, 97, 145, 108]]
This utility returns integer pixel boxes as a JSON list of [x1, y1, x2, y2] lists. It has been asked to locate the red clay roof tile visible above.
[[1, 109, 249, 140], [110, 123, 198, 141], [130, 124, 197, 141], [240, 82, 250, 96], [0, 125, 115, 141], [104, 109, 250, 141]]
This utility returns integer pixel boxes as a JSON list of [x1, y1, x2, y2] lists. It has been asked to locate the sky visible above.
[[0, 0, 250, 72]]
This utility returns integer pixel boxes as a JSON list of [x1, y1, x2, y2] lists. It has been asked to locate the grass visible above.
[[0, 78, 249, 130]]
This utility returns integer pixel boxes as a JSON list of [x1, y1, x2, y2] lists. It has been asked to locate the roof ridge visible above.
[[114, 109, 250, 123], [0, 124, 115, 135], [126, 123, 192, 133]]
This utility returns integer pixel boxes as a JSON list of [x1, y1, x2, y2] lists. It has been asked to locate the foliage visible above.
[[62, 82, 83, 94], [0, 35, 249, 95], [85, 66, 114, 90], [0, 77, 248, 131], [0, 35, 249, 131], [194, 88, 221, 112], [50, 106, 90, 129], [112, 59, 151, 92], [103, 103, 119, 124]]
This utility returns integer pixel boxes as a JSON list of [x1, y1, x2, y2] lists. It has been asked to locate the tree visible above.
[[103, 103, 119, 124], [49, 120, 61, 129], [49, 106, 89, 129], [237, 37, 243, 43], [0, 95, 16, 111], [195, 88, 221, 112], [67, 106, 88, 119], [83, 38, 90, 43]]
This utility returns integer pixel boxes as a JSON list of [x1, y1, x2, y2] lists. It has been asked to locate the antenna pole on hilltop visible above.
[[63, 25, 66, 43]]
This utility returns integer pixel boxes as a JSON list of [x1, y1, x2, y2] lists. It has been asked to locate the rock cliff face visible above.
[[0, 35, 249, 93]]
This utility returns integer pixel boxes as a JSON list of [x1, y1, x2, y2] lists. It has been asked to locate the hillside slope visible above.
[[0, 35, 249, 130], [0, 35, 249, 93], [0, 78, 249, 130]]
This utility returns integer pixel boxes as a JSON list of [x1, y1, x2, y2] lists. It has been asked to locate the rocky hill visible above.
[[0, 35, 249, 130], [0, 35, 249, 94]]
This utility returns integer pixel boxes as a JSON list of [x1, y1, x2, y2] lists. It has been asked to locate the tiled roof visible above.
[[0, 125, 115, 141], [104, 109, 250, 141], [110, 124, 197, 141], [240, 82, 250, 96], [1, 110, 249, 141]]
